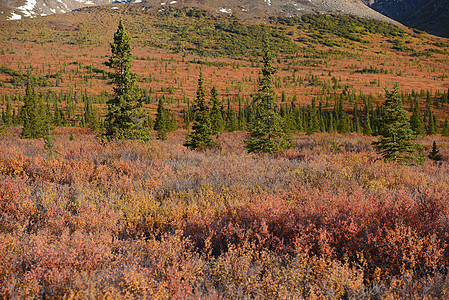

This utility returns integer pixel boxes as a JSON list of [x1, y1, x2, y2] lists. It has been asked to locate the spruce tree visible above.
[[169, 112, 178, 132], [154, 98, 169, 140], [362, 105, 372, 135], [373, 84, 423, 165], [89, 108, 101, 132], [143, 112, 153, 130], [428, 141, 442, 162], [53, 100, 63, 126], [334, 99, 351, 133], [363, 113, 372, 135], [410, 99, 426, 135], [427, 110, 438, 135], [244, 44, 293, 154], [184, 71, 215, 150], [442, 118, 449, 137], [104, 18, 150, 140], [226, 107, 238, 132], [21, 80, 48, 139], [43, 126, 54, 157], [5, 97, 12, 127], [307, 99, 320, 135], [209, 86, 225, 136]]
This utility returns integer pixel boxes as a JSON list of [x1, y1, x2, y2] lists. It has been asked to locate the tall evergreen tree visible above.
[[334, 99, 351, 133], [442, 118, 449, 137], [169, 112, 178, 132], [209, 86, 225, 136], [5, 97, 12, 126], [362, 104, 372, 135], [184, 71, 215, 150], [104, 18, 150, 140], [363, 115, 372, 135], [410, 99, 426, 135], [154, 98, 170, 140], [21, 80, 48, 139], [53, 99, 63, 126], [244, 43, 293, 154], [143, 112, 153, 130], [427, 110, 438, 135], [89, 108, 102, 132], [226, 107, 238, 132], [373, 84, 423, 165], [307, 99, 320, 135]]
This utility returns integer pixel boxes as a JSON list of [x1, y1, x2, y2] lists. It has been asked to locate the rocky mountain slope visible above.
[[363, 0, 449, 37], [361, 0, 423, 20], [1, 0, 395, 24], [1, 0, 116, 20], [3, 0, 448, 37]]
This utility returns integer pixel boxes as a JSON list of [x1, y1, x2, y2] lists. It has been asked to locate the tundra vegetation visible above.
[[0, 5, 449, 298]]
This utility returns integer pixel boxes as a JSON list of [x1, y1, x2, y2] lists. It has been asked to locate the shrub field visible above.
[[1, 128, 448, 298]]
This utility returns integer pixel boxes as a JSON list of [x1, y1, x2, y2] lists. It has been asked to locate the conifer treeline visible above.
[[181, 88, 449, 137], [1, 81, 449, 137], [0, 87, 105, 130]]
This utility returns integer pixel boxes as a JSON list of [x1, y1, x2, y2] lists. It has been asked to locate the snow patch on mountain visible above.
[[17, 0, 37, 17], [218, 8, 232, 14], [8, 12, 22, 20], [75, 0, 95, 4]]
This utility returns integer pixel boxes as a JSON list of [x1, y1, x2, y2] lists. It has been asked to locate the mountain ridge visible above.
[[2, 0, 448, 37], [363, 0, 449, 37], [1, 0, 396, 24]]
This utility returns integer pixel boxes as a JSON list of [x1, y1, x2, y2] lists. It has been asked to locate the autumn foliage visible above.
[[1, 128, 449, 298]]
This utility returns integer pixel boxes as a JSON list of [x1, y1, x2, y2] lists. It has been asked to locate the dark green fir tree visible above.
[[104, 18, 150, 140], [442, 118, 449, 137], [226, 107, 238, 132], [169, 112, 178, 132], [363, 108, 372, 135], [307, 99, 320, 135], [428, 141, 442, 162], [244, 43, 293, 154], [427, 110, 438, 135], [184, 71, 215, 150], [21, 79, 48, 139], [5, 97, 12, 127], [154, 98, 170, 140], [143, 112, 153, 130], [373, 84, 423, 165], [43, 125, 54, 157], [209, 86, 225, 136], [410, 99, 426, 135]]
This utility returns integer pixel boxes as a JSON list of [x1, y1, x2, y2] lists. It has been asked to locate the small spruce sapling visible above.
[[44, 126, 54, 157], [428, 141, 442, 163]]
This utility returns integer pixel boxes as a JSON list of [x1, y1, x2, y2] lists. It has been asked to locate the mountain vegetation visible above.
[[0, 3, 448, 298]]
